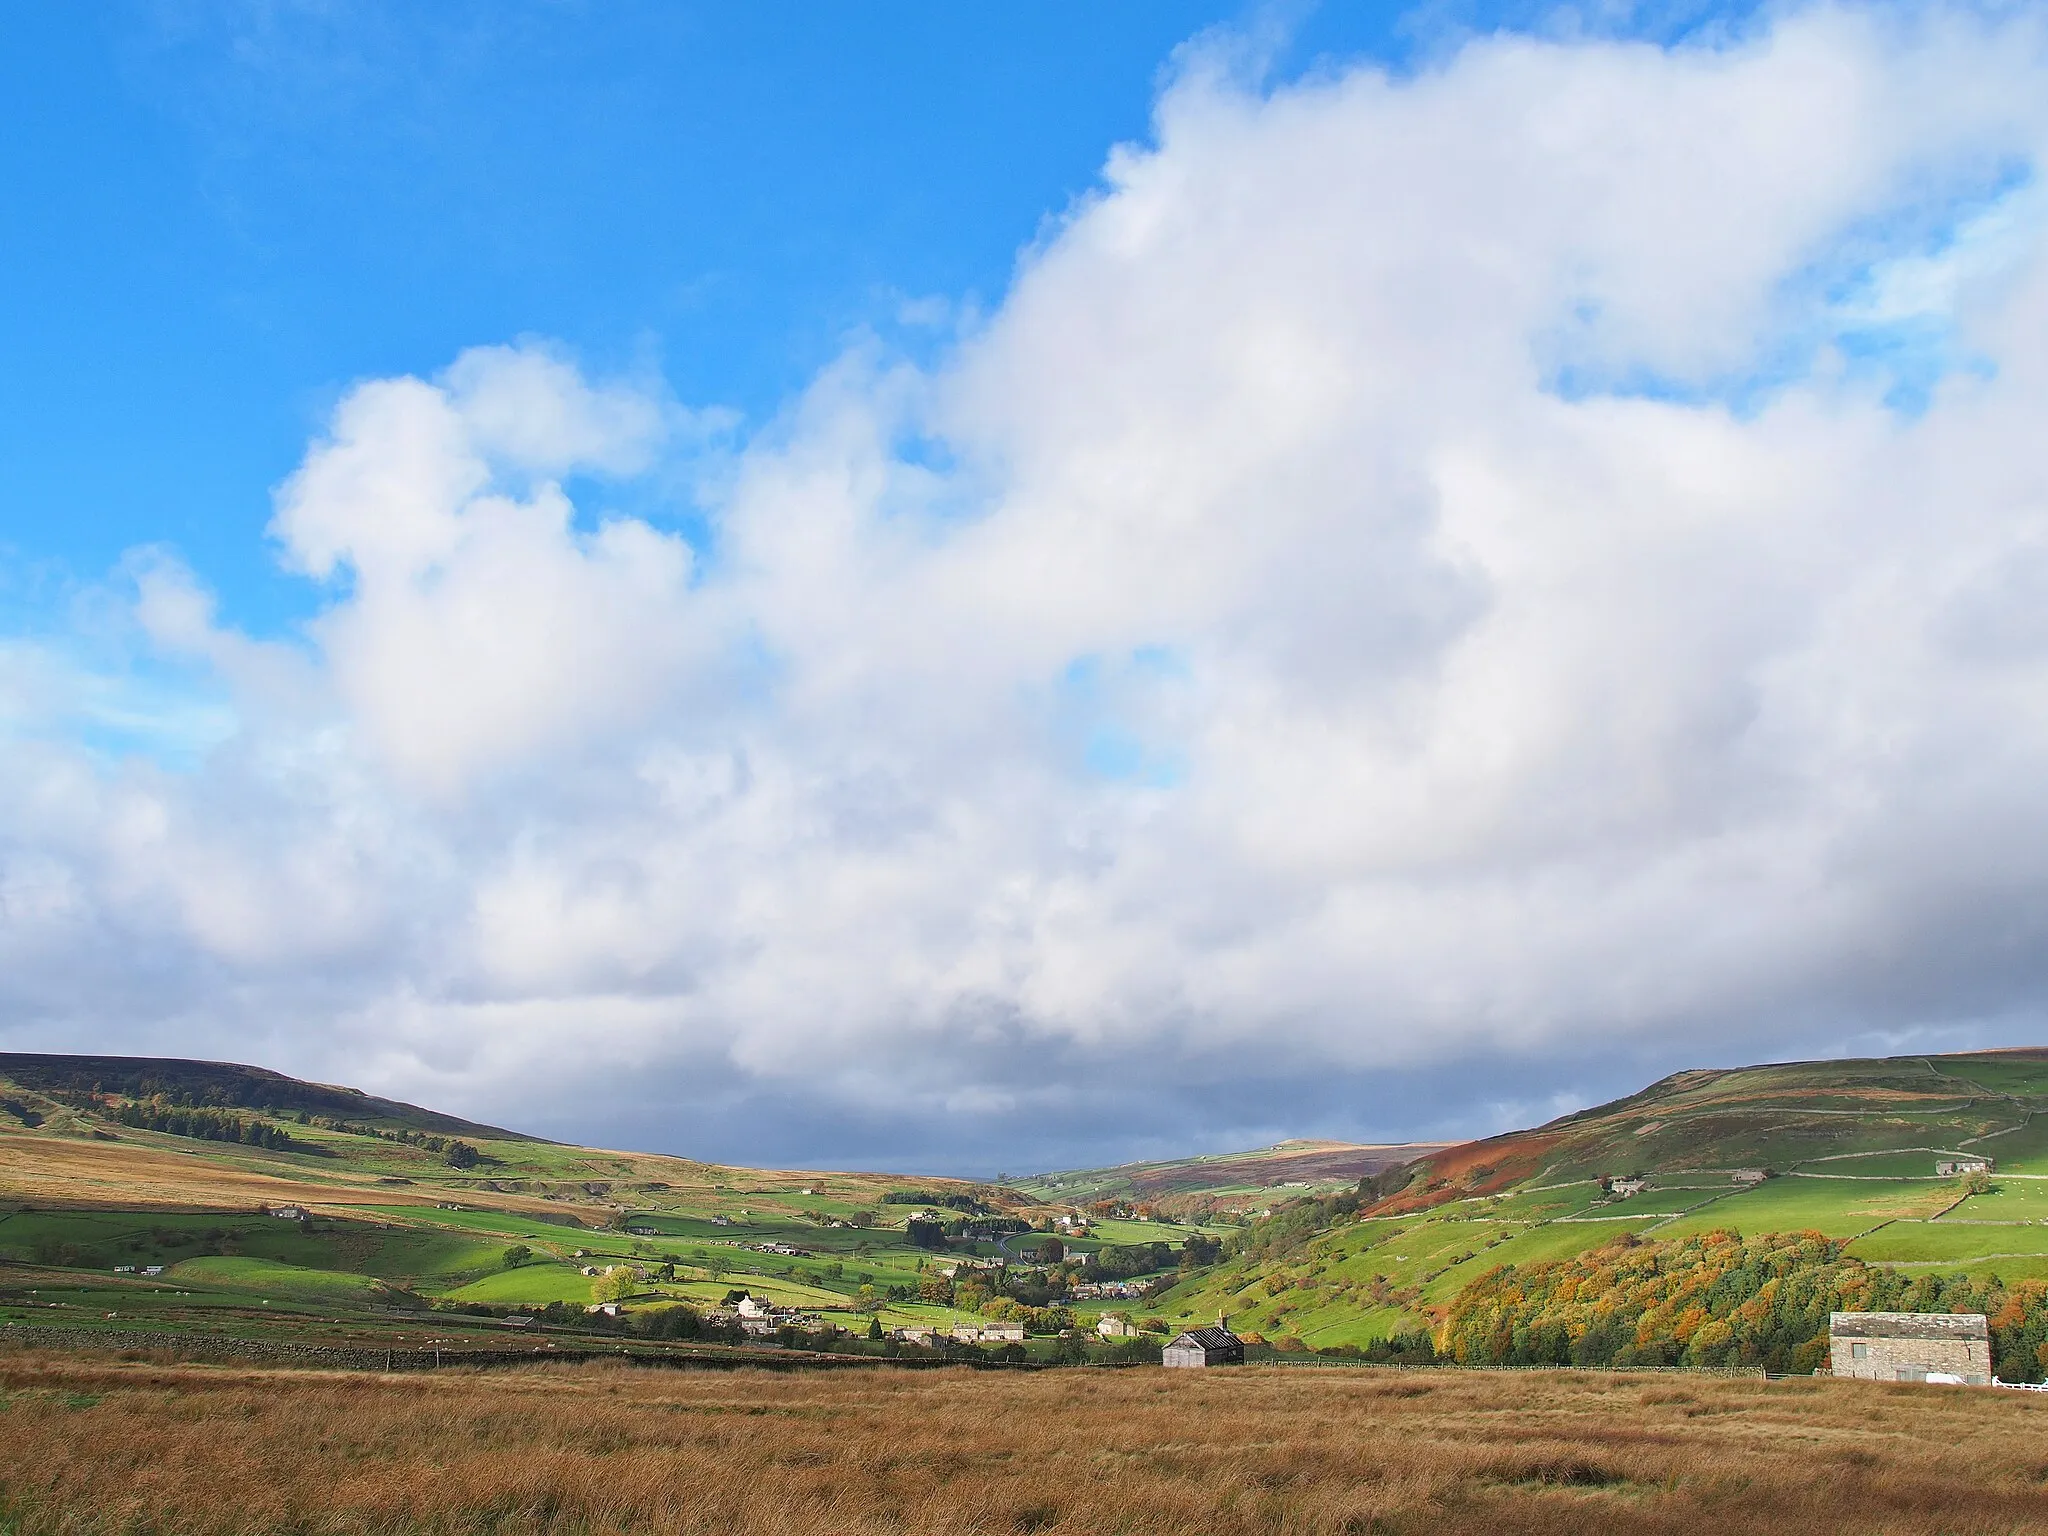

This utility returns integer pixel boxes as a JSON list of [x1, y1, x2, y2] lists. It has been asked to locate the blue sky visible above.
[[1, 2, 1428, 632], [6, 1, 2048, 1172]]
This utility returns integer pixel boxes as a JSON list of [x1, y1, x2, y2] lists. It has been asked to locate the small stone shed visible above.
[[1164, 1321, 1245, 1368], [1829, 1312, 1992, 1384]]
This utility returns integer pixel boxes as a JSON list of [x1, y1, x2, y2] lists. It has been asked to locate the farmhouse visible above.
[[1937, 1157, 1993, 1177], [1730, 1168, 1768, 1186], [1829, 1312, 1992, 1384], [267, 1205, 304, 1220], [1604, 1176, 1649, 1199], [1164, 1319, 1244, 1368], [1097, 1314, 1139, 1338]]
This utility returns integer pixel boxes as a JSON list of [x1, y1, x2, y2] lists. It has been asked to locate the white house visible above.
[[1938, 1158, 1993, 1177]]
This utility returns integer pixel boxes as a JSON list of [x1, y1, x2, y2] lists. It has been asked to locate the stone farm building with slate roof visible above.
[[1164, 1320, 1245, 1368], [1830, 1312, 1993, 1385]]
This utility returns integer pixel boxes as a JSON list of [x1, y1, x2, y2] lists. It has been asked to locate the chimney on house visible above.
[[1219, 1315, 1229, 1333]]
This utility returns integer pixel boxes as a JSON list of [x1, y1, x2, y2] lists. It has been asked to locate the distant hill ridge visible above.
[[0, 1053, 536, 1143], [1019, 1136, 1450, 1213], [1372, 1046, 2048, 1216]]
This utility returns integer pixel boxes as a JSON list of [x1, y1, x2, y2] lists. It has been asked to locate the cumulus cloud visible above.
[[269, 347, 703, 795], [8, 3, 2048, 1168]]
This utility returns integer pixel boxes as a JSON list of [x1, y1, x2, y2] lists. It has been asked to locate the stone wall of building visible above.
[[1830, 1331, 1992, 1384]]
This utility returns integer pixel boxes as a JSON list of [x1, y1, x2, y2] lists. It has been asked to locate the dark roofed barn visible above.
[[1163, 1319, 1244, 1368]]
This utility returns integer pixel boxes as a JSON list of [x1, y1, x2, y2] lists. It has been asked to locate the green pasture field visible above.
[[1476, 1183, 1611, 1221], [1289, 1301, 1414, 1348], [1590, 1186, 1741, 1218], [1786, 1149, 1968, 1178], [1941, 1180, 2048, 1220], [1355, 1217, 1534, 1274], [1846, 1221, 2048, 1264], [1922, 1058, 2048, 1098], [1414, 1219, 1661, 1304], [439, 1263, 597, 1305], [352, 1204, 589, 1241], [1652, 1174, 1957, 1239], [1605, 1114, 1994, 1179], [0, 1208, 401, 1274], [1879, 1254, 2048, 1283], [1949, 1119, 2048, 1174], [1, 1270, 288, 1317], [620, 1217, 907, 1257], [1082, 1217, 1219, 1244], [167, 1256, 388, 1301], [613, 1214, 758, 1239]]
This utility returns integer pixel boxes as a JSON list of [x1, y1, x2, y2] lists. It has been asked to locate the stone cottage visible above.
[[1829, 1312, 1992, 1384]]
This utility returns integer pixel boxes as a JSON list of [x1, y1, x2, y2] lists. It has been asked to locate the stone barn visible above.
[[1163, 1319, 1244, 1368], [1829, 1312, 1992, 1384]]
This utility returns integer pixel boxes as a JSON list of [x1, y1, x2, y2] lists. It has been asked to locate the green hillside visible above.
[[1148, 1048, 2048, 1351], [0, 1052, 1224, 1361]]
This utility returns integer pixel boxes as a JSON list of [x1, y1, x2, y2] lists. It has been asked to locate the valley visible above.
[[13, 1048, 2048, 1375]]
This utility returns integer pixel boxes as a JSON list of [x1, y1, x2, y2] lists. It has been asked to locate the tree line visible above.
[[107, 1097, 309, 1152], [1438, 1228, 2048, 1380]]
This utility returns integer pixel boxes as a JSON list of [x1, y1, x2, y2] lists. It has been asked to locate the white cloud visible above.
[[268, 347, 706, 796], [9, 3, 2048, 1165]]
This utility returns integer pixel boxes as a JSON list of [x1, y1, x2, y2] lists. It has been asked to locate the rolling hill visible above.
[[0, 1053, 530, 1141], [0, 1051, 1228, 1360], [1148, 1048, 2048, 1350], [1017, 1138, 1448, 1217]]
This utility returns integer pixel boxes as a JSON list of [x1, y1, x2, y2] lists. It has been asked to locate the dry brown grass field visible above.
[[6, 1354, 2048, 1534], [0, 1126, 618, 1224]]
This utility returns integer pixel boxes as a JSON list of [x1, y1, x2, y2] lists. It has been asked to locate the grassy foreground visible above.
[[6, 1352, 2048, 1535]]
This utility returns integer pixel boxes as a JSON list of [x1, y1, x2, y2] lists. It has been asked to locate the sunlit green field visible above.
[[168, 1255, 388, 1300], [1654, 1175, 1957, 1238], [1846, 1222, 2048, 1263], [1944, 1179, 2048, 1220]]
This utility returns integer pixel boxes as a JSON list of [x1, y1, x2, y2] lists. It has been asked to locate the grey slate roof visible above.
[[1169, 1327, 1241, 1350], [1829, 1311, 1988, 1341]]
